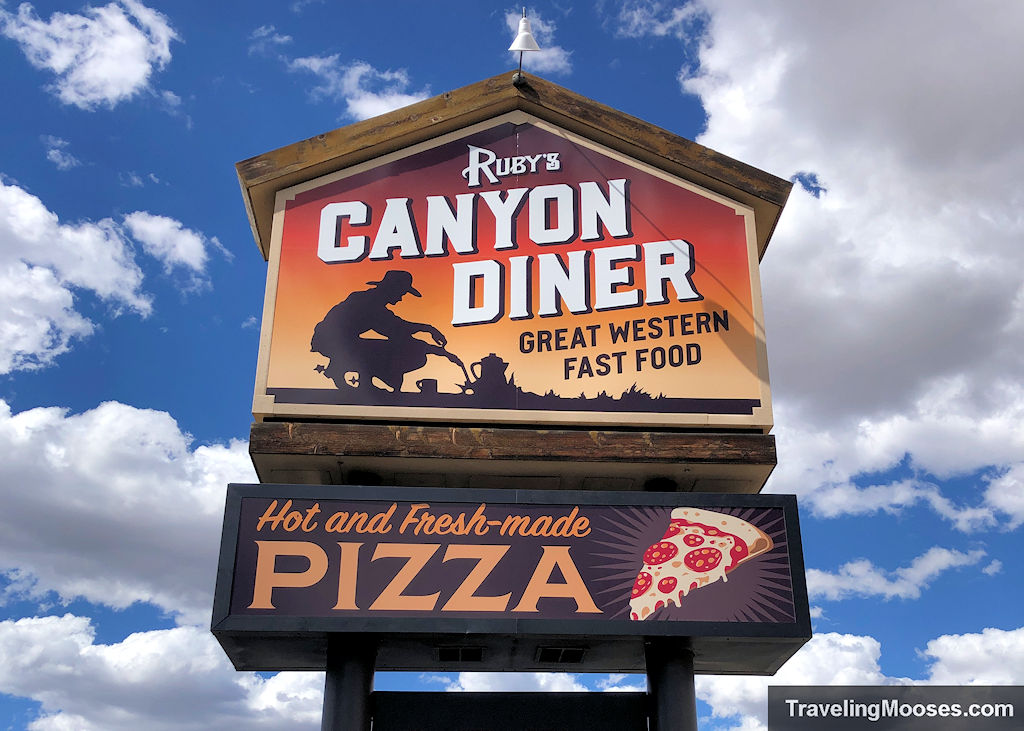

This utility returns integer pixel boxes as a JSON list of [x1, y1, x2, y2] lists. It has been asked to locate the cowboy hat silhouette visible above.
[[368, 270, 420, 297]]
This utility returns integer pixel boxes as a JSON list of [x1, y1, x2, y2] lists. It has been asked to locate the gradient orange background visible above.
[[264, 122, 763, 404]]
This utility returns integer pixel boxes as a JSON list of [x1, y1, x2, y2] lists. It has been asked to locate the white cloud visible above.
[[121, 171, 145, 187], [288, 56, 430, 121], [120, 171, 162, 187], [627, 1, 1024, 523], [0, 261, 95, 375], [0, 613, 1016, 729], [248, 24, 292, 56], [923, 627, 1024, 685], [446, 672, 587, 692], [596, 673, 646, 692], [696, 632, 899, 729], [688, 627, 1024, 730], [981, 560, 1002, 576], [807, 547, 986, 601], [42, 136, 81, 170], [766, 390, 1024, 531], [505, 9, 572, 75], [983, 463, 1024, 529], [290, 0, 325, 12], [0, 178, 148, 372], [158, 88, 191, 126], [680, 1, 1024, 422], [122, 211, 213, 277], [0, 400, 255, 624], [612, 1, 702, 40], [0, 180, 146, 308], [0, 178, 224, 373], [0, 0, 179, 110], [0, 615, 322, 730]]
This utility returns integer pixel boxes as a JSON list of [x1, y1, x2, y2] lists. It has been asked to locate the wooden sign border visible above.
[[251, 111, 773, 430]]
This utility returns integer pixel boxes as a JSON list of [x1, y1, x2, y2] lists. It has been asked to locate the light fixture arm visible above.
[[508, 7, 541, 87]]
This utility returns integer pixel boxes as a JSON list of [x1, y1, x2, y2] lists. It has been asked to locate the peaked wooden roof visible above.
[[237, 71, 791, 261]]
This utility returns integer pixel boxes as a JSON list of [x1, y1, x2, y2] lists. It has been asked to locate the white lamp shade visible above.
[[509, 17, 541, 52]]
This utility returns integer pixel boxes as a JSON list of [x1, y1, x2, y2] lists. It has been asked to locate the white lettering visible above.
[[580, 179, 630, 241], [452, 259, 502, 325], [643, 239, 702, 303], [462, 145, 499, 187], [462, 145, 561, 188], [538, 250, 589, 316], [508, 255, 532, 319], [369, 198, 421, 260], [529, 184, 576, 245], [318, 201, 369, 263], [480, 188, 528, 250], [425, 194, 477, 256], [593, 243, 640, 310]]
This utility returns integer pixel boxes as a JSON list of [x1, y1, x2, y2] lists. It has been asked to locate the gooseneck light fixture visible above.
[[509, 8, 541, 86]]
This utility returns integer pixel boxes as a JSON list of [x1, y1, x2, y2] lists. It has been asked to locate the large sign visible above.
[[212, 485, 810, 673], [253, 111, 772, 429]]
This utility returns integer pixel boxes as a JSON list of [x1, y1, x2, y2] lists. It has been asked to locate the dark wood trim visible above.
[[236, 72, 791, 261], [249, 421, 776, 465]]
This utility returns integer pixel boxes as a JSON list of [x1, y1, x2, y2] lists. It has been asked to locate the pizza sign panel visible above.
[[254, 112, 772, 428], [213, 486, 808, 635]]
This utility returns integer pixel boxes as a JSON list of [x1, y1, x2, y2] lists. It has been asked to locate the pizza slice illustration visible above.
[[629, 508, 773, 620]]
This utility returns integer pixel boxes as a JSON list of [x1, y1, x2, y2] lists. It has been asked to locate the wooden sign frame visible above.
[[239, 74, 790, 434]]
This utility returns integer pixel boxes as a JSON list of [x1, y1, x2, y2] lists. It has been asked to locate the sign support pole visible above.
[[645, 637, 698, 731], [320, 635, 376, 731]]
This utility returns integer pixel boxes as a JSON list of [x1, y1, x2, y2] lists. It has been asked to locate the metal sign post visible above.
[[321, 635, 376, 731], [646, 638, 699, 731]]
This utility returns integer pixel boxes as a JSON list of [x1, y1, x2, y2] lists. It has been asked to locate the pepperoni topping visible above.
[[654, 600, 664, 612], [643, 541, 679, 565], [658, 576, 678, 593], [662, 518, 687, 538], [631, 571, 653, 598], [665, 517, 755, 572], [683, 547, 723, 572]]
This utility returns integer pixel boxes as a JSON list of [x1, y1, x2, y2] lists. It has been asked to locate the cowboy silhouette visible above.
[[311, 270, 461, 391]]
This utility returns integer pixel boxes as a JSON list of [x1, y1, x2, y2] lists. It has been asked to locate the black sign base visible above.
[[369, 691, 650, 731], [320, 638, 701, 731]]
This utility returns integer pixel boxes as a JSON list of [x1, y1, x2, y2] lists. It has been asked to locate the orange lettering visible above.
[[248, 540, 328, 609], [369, 543, 441, 611], [332, 542, 362, 610], [511, 546, 601, 613], [441, 544, 511, 612]]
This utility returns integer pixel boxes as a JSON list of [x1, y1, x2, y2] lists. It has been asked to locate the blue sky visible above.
[[0, 1, 1022, 728]]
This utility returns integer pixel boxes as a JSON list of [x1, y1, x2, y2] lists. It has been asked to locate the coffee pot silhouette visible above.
[[468, 353, 514, 402]]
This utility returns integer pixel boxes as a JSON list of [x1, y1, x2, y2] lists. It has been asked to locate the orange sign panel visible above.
[[254, 112, 772, 429]]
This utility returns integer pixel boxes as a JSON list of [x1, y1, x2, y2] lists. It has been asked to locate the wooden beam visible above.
[[250, 422, 776, 464], [248, 422, 777, 494], [236, 72, 791, 261]]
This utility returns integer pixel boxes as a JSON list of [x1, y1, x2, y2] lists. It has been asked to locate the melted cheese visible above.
[[629, 524, 737, 620]]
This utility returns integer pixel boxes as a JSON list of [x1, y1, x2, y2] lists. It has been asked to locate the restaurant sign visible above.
[[253, 111, 772, 429], [212, 485, 810, 673]]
